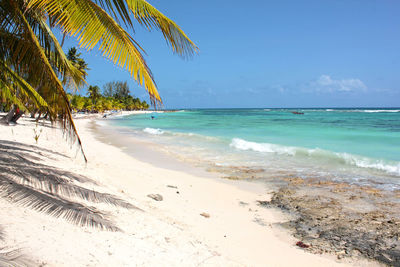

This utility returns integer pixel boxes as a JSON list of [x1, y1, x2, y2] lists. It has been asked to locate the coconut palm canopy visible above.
[[0, 0, 198, 160]]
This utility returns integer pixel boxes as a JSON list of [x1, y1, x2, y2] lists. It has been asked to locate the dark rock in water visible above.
[[147, 194, 163, 201]]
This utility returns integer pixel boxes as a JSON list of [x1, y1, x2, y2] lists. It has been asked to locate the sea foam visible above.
[[362, 109, 400, 113], [339, 153, 400, 175], [143, 128, 164, 135], [230, 138, 400, 175], [230, 138, 296, 155]]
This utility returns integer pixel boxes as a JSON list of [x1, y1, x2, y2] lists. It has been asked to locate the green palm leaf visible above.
[[28, 0, 160, 103], [12, 4, 87, 161], [0, 59, 48, 109], [28, 0, 198, 104], [0, 84, 29, 113], [125, 0, 198, 57], [35, 15, 87, 90]]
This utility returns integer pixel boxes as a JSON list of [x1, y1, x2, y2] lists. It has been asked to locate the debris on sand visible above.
[[147, 194, 163, 201], [200, 212, 210, 218]]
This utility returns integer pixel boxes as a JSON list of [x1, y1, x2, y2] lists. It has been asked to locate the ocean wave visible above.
[[95, 120, 107, 127], [171, 131, 220, 141], [361, 109, 400, 113], [339, 153, 400, 175], [332, 109, 400, 113], [230, 138, 400, 175], [143, 128, 164, 135], [230, 138, 297, 155], [304, 109, 400, 113]]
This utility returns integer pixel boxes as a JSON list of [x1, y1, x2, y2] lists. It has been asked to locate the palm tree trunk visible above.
[[11, 109, 23, 123], [30, 109, 38, 118], [2, 105, 15, 124], [35, 111, 42, 122]]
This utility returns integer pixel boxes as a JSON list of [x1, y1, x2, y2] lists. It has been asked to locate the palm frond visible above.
[[28, 0, 162, 103], [1, 1, 87, 160], [125, 0, 198, 57], [0, 7, 85, 91], [0, 81, 29, 113], [0, 59, 48, 109], [34, 15, 87, 90], [15, 4, 87, 161], [89, 0, 199, 57]]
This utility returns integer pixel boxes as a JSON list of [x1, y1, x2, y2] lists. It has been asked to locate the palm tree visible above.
[[0, 3, 197, 256], [66, 47, 89, 88], [87, 85, 101, 107], [67, 47, 88, 74], [0, 0, 198, 160]]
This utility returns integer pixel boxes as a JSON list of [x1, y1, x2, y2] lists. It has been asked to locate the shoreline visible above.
[[96, 113, 400, 265], [72, 110, 165, 120], [0, 115, 381, 266]]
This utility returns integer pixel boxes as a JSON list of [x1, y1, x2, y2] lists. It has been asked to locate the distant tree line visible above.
[[68, 81, 150, 113], [1, 47, 149, 122]]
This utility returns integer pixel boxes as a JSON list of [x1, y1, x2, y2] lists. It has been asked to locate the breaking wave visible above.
[[143, 128, 164, 135], [361, 109, 400, 113], [330, 109, 400, 113], [230, 138, 400, 175]]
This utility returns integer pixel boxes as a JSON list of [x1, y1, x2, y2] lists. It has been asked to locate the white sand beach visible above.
[[0, 114, 379, 266]]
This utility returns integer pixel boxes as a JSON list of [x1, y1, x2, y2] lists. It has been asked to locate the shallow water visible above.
[[107, 108, 400, 190]]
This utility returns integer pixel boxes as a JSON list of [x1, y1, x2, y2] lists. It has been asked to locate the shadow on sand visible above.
[[0, 140, 141, 232]]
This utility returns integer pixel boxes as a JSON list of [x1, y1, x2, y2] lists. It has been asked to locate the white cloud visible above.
[[308, 75, 367, 93]]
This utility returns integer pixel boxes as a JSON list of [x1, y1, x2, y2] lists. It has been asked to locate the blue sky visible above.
[[64, 0, 400, 108]]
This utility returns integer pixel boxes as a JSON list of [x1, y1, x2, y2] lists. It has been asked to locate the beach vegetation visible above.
[[33, 123, 43, 144], [87, 85, 101, 106], [69, 80, 149, 112], [0, 0, 198, 159]]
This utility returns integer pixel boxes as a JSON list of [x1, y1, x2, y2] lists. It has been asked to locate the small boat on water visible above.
[[292, 111, 304, 115]]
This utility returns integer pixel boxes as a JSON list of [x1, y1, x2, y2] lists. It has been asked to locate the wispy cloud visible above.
[[307, 75, 367, 93]]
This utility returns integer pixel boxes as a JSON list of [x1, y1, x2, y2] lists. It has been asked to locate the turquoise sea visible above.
[[108, 108, 400, 190]]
